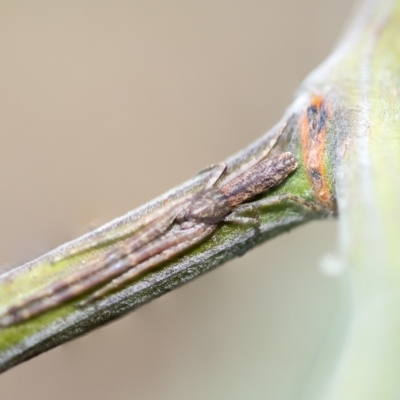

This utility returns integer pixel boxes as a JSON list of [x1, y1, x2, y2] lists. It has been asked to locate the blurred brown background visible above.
[[0, 1, 354, 399]]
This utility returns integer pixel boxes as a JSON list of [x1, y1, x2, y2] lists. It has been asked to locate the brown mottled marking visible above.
[[220, 152, 297, 207], [300, 95, 336, 211]]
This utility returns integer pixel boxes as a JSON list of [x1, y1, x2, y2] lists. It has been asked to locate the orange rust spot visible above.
[[300, 95, 335, 210]]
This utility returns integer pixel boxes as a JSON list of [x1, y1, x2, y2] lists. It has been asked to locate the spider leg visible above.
[[198, 123, 286, 192], [52, 195, 191, 263], [0, 202, 191, 327], [227, 121, 288, 182], [254, 122, 288, 162], [71, 223, 214, 302], [202, 162, 227, 189], [224, 214, 259, 226], [0, 223, 213, 327], [232, 193, 330, 215], [79, 223, 216, 306], [224, 211, 261, 254]]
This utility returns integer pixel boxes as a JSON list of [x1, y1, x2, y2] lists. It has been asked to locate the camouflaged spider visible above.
[[0, 123, 324, 328]]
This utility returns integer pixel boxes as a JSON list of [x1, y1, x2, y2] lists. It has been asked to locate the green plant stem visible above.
[[1, 4, 400, 399], [0, 109, 321, 372]]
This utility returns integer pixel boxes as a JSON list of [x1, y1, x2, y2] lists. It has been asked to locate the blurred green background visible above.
[[0, 1, 354, 399]]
